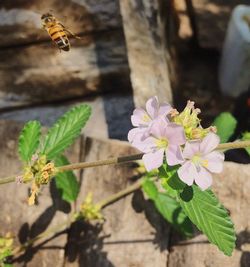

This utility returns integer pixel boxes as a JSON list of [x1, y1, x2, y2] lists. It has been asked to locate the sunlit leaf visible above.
[[54, 155, 79, 203], [178, 185, 236, 256], [142, 179, 193, 237], [42, 104, 91, 159], [18, 121, 41, 162]]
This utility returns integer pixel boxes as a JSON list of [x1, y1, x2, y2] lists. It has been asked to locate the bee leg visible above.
[[65, 29, 82, 39], [59, 24, 82, 39]]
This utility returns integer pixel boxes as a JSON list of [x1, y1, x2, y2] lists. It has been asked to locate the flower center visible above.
[[142, 114, 151, 122], [155, 138, 168, 148], [191, 154, 208, 168]]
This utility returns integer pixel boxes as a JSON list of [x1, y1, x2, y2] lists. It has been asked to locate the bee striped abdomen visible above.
[[48, 25, 70, 51]]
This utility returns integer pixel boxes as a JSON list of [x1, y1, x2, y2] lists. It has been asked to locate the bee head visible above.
[[41, 13, 54, 23]]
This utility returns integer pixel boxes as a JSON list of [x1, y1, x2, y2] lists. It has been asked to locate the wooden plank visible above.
[[0, 0, 122, 47], [0, 97, 109, 140], [0, 93, 135, 141], [168, 162, 250, 267], [0, 31, 130, 109], [119, 0, 173, 107], [65, 137, 170, 266], [0, 120, 80, 266]]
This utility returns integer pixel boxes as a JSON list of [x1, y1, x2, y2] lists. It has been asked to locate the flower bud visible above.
[[172, 100, 209, 140]]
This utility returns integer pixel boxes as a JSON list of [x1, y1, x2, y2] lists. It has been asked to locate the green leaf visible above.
[[178, 185, 236, 256], [213, 112, 237, 143], [159, 163, 186, 193], [54, 155, 80, 203], [159, 163, 178, 179], [142, 179, 193, 237], [142, 178, 158, 199], [0, 249, 12, 261], [18, 121, 41, 162], [42, 104, 91, 159], [242, 132, 250, 156], [156, 193, 193, 237]]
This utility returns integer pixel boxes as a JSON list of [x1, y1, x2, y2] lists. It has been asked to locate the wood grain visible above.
[[0, 31, 130, 109], [65, 137, 170, 266], [120, 0, 173, 107], [0, 0, 122, 47], [0, 120, 80, 267]]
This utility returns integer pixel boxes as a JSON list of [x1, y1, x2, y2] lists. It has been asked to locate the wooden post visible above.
[[120, 0, 173, 107]]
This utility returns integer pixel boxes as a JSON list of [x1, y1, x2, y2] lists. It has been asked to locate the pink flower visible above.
[[128, 96, 172, 143], [132, 118, 186, 171], [177, 133, 224, 190]]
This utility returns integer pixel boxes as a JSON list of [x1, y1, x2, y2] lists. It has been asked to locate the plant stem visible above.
[[97, 179, 143, 209], [11, 178, 144, 257], [58, 153, 143, 172], [216, 140, 250, 151], [0, 140, 250, 185], [0, 175, 16, 185], [5, 140, 250, 259], [12, 217, 73, 256]]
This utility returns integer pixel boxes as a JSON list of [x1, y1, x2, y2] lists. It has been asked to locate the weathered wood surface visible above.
[[0, 93, 135, 141], [168, 162, 250, 267], [0, 120, 170, 266], [0, 0, 122, 47], [1, 121, 250, 266], [66, 137, 170, 266], [191, 0, 249, 49], [119, 0, 173, 107], [0, 120, 81, 266], [0, 31, 130, 109], [0, 97, 109, 140]]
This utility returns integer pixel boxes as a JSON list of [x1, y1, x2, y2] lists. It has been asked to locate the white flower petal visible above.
[[128, 127, 146, 143], [142, 149, 164, 171], [195, 167, 213, 190], [182, 140, 200, 159], [131, 108, 150, 127], [166, 145, 184, 166], [203, 151, 224, 173], [200, 133, 220, 155], [177, 161, 197, 186], [146, 96, 158, 119]]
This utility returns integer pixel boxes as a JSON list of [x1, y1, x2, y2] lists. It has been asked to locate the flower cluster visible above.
[[77, 193, 103, 222], [128, 96, 224, 190], [17, 155, 57, 205]]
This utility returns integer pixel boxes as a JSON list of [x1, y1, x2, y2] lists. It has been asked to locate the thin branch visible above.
[[0, 140, 249, 185], [97, 179, 143, 209], [4, 140, 250, 259], [11, 178, 144, 257], [58, 153, 143, 172], [12, 218, 73, 256], [216, 140, 250, 151], [0, 175, 16, 185]]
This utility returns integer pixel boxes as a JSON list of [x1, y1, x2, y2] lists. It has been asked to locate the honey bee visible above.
[[41, 13, 80, 52]]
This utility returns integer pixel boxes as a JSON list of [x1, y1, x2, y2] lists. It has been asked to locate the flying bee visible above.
[[41, 13, 81, 52]]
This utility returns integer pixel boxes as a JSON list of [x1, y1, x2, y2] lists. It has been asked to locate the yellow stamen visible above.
[[192, 155, 201, 165], [155, 138, 168, 148], [202, 159, 209, 168], [142, 114, 151, 122], [191, 154, 209, 168]]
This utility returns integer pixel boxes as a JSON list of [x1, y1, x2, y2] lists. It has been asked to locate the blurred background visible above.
[[0, 0, 249, 140], [0, 1, 250, 266]]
